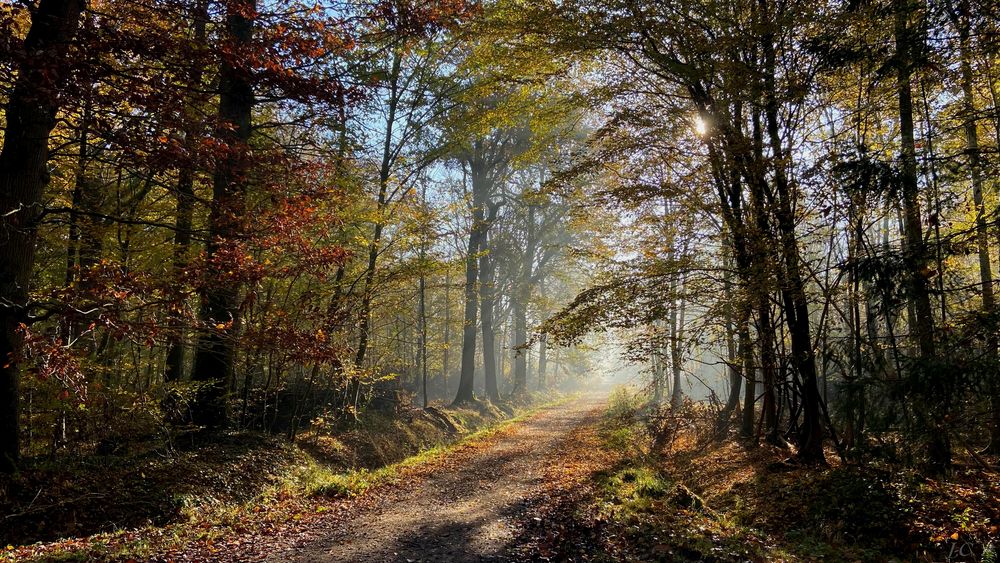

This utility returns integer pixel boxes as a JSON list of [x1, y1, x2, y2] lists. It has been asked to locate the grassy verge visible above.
[[2, 391, 570, 562]]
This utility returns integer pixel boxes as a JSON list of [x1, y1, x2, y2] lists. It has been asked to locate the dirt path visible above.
[[268, 396, 607, 563]]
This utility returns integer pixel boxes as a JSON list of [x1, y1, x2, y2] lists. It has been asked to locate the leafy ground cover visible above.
[[522, 387, 1000, 562]]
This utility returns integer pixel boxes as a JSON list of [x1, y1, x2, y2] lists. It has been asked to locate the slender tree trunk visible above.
[[537, 333, 547, 390], [512, 297, 528, 393], [356, 49, 402, 369], [443, 267, 451, 391], [513, 206, 537, 395], [894, 0, 949, 471], [189, 0, 256, 427], [165, 0, 208, 383], [480, 232, 500, 402], [718, 250, 743, 429], [894, 0, 936, 358], [670, 272, 686, 410], [740, 311, 755, 438], [760, 11, 824, 462], [952, 0, 1000, 454], [0, 0, 85, 473]]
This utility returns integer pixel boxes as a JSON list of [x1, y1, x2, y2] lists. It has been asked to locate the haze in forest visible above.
[[1, 0, 999, 561]]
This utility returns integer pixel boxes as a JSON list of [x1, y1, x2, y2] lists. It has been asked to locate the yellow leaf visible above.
[[950, 532, 960, 540], [215, 323, 226, 330]]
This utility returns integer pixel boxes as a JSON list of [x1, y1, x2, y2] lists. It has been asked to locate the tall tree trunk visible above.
[[512, 297, 528, 393], [670, 272, 686, 410], [0, 0, 85, 473], [480, 232, 500, 402], [189, 0, 255, 428], [894, 0, 936, 359], [419, 181, 429, 408], [740, 312, 755, 438], [537, 333, 547, 390], [443, 267, 451, 390], [165, 0, 208, 383], [759, 9, 824, 462], [894, 0, 949, 471], [356, 49, 402, 369], [718, 250, 743, 429], [952, 0, 1000, 454], [513, 205, 537, 394], [453, 154, 487, 405]]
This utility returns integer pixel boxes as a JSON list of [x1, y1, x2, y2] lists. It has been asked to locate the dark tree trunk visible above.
[[189, 0, 255, 428], [512, 298, 528, 393], [669, 272, 686, 410], [454, 152, 488, 405], [165, 0, 208, 383], [718, 255, 743, 430], [895, 0, 949, 471], [952, 0, 1000, 454], [0, 0, 85, 473], [513, 205, 537, 395], [740, 314, 755, 438], [356, 50, 402, 369], [894, 0, 936, 360], [759, 12, 825, 462]]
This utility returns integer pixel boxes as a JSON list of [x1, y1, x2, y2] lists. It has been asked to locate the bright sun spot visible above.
[[694, 115, 707, 136]]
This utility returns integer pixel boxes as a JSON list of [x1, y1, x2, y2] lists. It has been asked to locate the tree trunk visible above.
[[189, 0, 255, 428], [894, 0, 949, 471], [453, 154, 488, 405], [740, 313, 755, 438], [513, 205, 537, 395], [759, 12, 824, 462], [480, 232, 500, 402], [512, 297, 528, 393], [165, 0, 208, 383], [718, 253, 743, 430], [537, 334, 547, 390], [0, 0, 85, 473], [356, 49, 402, 369], [670, 272, 686, 410], [953, 0, 1000, 454]]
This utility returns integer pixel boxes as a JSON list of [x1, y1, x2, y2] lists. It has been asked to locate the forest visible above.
[[1, 0, 999, 561]]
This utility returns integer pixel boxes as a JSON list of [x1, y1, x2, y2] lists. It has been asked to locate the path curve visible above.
[[270, 396, 606, 563]]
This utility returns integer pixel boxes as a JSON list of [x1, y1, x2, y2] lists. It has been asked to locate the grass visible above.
[[300, 401, 562, 498]]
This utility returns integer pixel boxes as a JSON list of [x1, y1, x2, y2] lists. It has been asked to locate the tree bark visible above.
[[513, 205, 538, 394], [0, 0, 85, 473], [165, 0, 208, 383], [894, 0, 949, 471], [356, 49, 402, 369], [480, 231, 500, 402], [453, 150, 488, 405], [189, 0, 256, 427], [537, 333, 547, 390], [670, 272, 686, 410], [759, 9, 824, 462]]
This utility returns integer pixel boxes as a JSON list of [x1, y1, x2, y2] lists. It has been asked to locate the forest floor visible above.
[[6, 390, 998, 562], [527, 392, 1000, 563]]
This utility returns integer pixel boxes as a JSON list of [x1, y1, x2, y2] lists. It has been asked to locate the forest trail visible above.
[[268, 395, 607, 563]]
